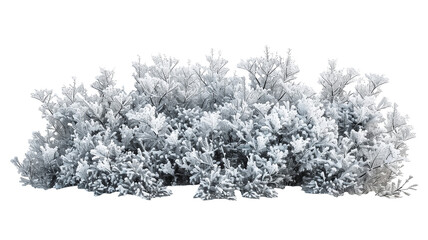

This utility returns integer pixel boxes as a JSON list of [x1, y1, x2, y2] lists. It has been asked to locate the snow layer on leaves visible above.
[[11, 49, 416, 200]]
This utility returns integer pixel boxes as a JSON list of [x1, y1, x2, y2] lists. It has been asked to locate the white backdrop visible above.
[[1, 0, 427, 239]]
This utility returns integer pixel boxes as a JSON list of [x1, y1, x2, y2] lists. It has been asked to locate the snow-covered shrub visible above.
[[318, 61, 416, 196], [236, 155, 278, 199], [194, 165, 237, 200], [11, 48, 416, 200]]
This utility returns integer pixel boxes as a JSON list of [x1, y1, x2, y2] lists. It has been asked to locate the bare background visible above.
[[1, 0, 427, 239]]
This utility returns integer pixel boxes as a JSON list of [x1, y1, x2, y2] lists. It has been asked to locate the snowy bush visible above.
[[11, 48, 416, 200]]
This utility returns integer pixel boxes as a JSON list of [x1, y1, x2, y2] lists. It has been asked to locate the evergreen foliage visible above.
[[11, 48, 416, 200]]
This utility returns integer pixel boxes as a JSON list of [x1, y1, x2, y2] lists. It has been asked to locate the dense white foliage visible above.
[[11, 48, 416, 199]]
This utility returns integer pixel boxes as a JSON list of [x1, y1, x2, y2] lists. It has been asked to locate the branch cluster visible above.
[[11, 48, 416, 199]]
